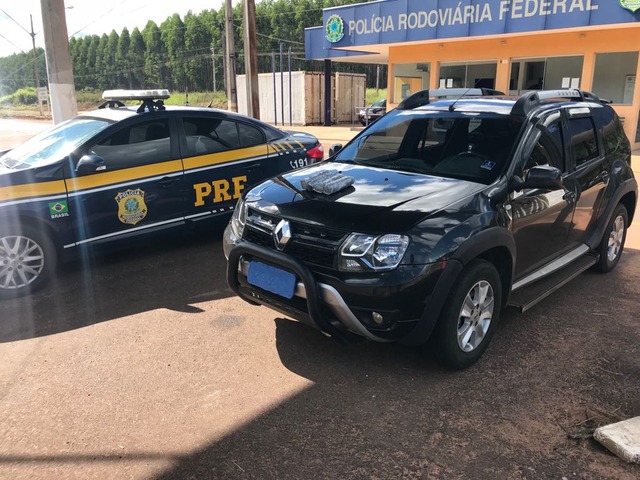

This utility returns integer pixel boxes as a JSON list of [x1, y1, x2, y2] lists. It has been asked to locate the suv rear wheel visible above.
[[0, 225, 57, 298], [595, 203, 628, 273], [434, 259, 502, 369]]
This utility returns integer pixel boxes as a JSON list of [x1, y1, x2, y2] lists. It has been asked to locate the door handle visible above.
[[244, 163, 261, 172]]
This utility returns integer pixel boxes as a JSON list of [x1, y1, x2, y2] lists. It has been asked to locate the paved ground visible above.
[[0, 118, 639, 479]]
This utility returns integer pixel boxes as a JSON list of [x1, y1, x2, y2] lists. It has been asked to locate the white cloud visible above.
[[0, 0, 231, 58]]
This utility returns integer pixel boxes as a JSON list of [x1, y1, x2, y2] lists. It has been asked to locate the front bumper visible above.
[[225, 225, 464, 345]]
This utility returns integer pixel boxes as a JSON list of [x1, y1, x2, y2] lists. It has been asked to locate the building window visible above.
[[592, 52, 638, 105], [439, 61, 497, 90], [392, 63, 430, 102], [509, 56, 583, 94]]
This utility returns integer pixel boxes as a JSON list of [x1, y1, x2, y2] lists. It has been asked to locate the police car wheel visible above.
[[0, 225, 57, 298]]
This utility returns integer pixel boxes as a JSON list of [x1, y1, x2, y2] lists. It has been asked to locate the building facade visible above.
[[305, 0, 640, 147]]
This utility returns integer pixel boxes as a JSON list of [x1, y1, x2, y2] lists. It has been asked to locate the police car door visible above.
[[180, 115, 267, 225], [65, 116, 186, 246]]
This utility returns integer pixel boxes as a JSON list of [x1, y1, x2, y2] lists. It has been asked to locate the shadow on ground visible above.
[[152, 251, 640, 480], [0, 229, 233, 342]]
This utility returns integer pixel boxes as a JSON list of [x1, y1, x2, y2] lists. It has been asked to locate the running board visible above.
[[508, 253, 598, 313]]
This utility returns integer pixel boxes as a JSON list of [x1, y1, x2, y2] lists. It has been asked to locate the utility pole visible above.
[[224, 0, 237, 112], [243, 0, 260, 119], [211, 46, 216, 92], [40, 0, 77, 123], [29, 15, 44, 116]]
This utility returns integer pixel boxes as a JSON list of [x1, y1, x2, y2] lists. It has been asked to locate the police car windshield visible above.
[[0, 118, 112, 170], [335, 110, 522, 184]]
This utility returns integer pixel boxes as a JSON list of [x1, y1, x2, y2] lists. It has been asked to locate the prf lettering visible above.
[[193, 175, 247, 206]]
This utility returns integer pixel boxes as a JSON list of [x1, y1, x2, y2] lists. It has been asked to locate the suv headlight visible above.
[[229, 197, 247, 238], [339, 233, 410, 272]]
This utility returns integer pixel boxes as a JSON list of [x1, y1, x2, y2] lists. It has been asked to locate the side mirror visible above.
[[76, 154, 106, 175], [329, 144, 343, 157], [522, 165, 563, 190]]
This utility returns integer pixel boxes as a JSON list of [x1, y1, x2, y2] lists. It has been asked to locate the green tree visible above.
[[184, 12, 212, 91], [142, 21, 165, 88], [160, 14, 186, 90], [84, 35, 101, 89], [128, 27, 146, 88], [116, 28, 131, 88]]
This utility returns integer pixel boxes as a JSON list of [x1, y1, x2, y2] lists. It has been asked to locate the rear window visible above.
[[335, 111, 522, 184]]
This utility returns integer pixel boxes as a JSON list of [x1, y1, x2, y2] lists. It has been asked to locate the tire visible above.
[[433, 259, 502, 370], [0, 224, 57, 298], [594, 204, 628, 273]]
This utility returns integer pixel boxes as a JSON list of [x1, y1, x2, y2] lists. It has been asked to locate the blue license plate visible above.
[[247, 261, 297, 299]]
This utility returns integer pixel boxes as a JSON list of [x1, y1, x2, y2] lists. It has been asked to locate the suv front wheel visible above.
[[434, 259, 502, 369]]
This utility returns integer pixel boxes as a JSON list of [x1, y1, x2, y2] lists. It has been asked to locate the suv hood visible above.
[[250, 162, 485, 232]]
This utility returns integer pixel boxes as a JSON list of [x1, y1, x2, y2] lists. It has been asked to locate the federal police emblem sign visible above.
[[115, 188, 148, 225], [620, 0, 640, 12], [325, 14, 344, 43]]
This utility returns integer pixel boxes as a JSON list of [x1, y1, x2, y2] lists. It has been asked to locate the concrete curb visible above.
[[594, 416, 640, 464]]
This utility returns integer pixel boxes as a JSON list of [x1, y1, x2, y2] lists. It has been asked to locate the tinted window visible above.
[[183, 117, 244, 156], [593, 107, 630, 157], [336, 111, 522, 184], [90, 119, 171, 171], [238, 123, 264, 147], [567, 117, 599, 167], [523, 119, 564, 173]]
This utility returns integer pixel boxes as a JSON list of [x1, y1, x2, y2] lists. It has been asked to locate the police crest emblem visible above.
[[325, 14, 344, 43], [620, 0, 640, 12], [115, 188, 148, 225]]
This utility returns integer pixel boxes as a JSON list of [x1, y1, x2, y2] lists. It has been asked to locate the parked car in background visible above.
[[0, 89, 324, 297], [224, 88, 637, 369], [357, 98, 386, 126]]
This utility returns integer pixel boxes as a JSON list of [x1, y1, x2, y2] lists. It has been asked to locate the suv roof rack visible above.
[[397, 88, 505, 110], [99, 89, 170, 113], [511, 89, 602, 117]]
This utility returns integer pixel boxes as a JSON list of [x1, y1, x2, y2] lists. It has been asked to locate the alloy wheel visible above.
[[457, 280, 495, 352], [0, 235, 45, 290]]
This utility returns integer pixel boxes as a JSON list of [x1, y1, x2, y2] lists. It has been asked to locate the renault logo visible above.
[[273, 219, 292, 251]]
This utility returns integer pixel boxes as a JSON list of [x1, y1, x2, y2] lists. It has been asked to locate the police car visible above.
[[0, 89, 324, 297]]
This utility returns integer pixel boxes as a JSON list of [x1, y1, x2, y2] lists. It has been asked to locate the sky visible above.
[[0, 0, 234, 58]]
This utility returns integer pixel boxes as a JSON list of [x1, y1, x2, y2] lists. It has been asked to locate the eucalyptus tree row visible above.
[[0, 0, 382, 96]]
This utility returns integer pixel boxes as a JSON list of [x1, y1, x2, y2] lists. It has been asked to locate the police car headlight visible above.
[[230, 197, 247, 238], [339, 233, 409, 272]]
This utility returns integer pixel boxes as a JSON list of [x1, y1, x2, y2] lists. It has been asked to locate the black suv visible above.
[[224, 89, 637, 369]]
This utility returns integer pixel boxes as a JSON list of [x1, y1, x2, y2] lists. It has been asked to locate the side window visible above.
[[183, 117, 242, 156], [238, 123, 264, 147], [593, 107, 630, 157], [567, 116, 599, 167], [90, 119, 171, 171], [523, 119, 565, 174]]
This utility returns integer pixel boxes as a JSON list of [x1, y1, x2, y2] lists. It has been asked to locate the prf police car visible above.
[[0, 89, 324, 297]]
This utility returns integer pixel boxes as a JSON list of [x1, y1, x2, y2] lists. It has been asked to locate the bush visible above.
[[13, 88, 38, 105], [0, 88, 38, 106]]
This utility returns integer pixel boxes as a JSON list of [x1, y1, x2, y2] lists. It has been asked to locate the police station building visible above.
[[305, 0, 640, 147]]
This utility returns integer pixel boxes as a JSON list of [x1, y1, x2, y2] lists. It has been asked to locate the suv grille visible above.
[[244, 208, 347, 270]]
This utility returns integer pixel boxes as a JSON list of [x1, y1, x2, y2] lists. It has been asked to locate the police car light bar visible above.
[[102, 89, 170, 101]]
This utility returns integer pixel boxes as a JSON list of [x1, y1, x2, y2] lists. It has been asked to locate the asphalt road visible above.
[[1, 118, 639, 479]]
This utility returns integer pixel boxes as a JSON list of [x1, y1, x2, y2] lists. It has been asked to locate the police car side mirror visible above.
[[329, 144, 343, 157], [522, 165, 563, 190], [76, 154, 106, 175]]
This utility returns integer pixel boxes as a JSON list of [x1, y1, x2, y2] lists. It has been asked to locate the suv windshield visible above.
[[336, 110, 523, 184], [0, 117, 112, 170]]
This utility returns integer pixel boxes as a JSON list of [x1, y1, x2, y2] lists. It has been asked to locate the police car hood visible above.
[[250, 162, 485, 232]]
